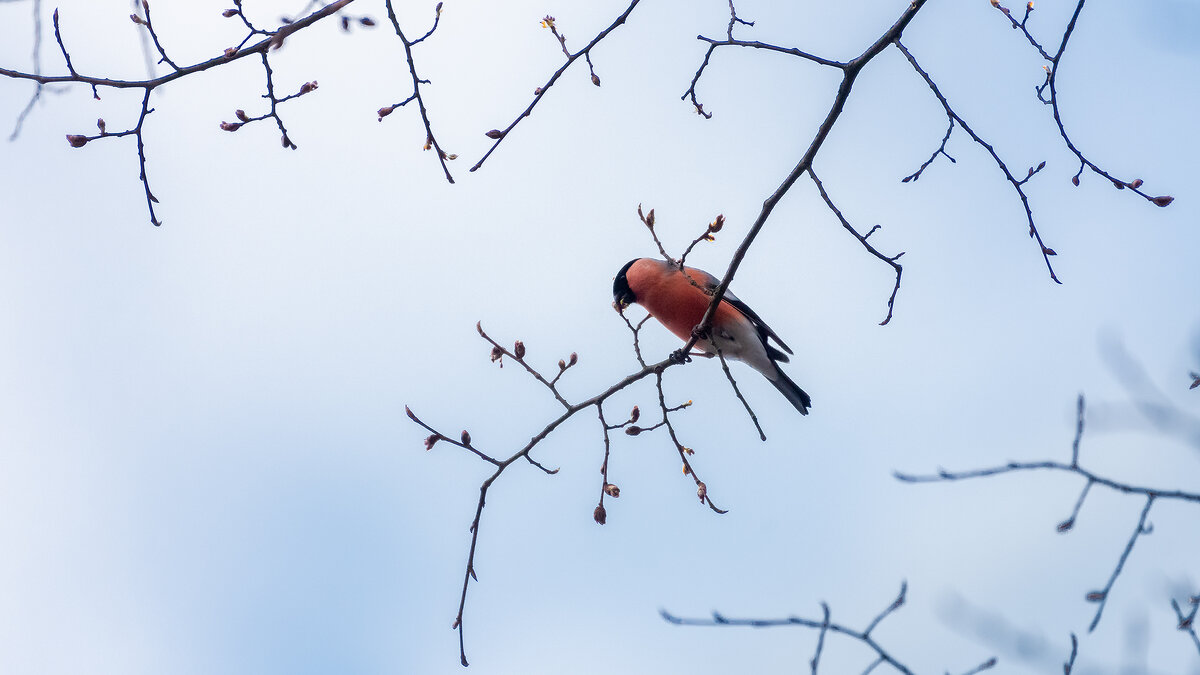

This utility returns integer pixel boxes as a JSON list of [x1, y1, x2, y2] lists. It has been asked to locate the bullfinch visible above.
[[612, 258, 811, 415]]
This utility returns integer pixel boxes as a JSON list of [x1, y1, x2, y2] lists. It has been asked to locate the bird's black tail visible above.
[[770, 368, 811, 415]]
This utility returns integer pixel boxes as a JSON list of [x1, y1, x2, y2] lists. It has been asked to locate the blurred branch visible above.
[[1098, 336, 1200, 449], [7, 0, 46, 141], [1171, 596, 1200, 657], [662, 582, 997, 675], [896, 394, 1200, 634]]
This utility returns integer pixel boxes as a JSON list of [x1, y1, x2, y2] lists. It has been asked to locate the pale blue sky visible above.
[[2, 1, 1198, 673]]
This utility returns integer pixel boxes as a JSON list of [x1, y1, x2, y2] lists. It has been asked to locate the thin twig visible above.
[[471, 0, 642, 172], [895, 39, 1060, 284], [1086, 495, 1154, 632], [809, 169, 904, 325], [714, 344, 766, 441], [681, 1, 929, 357]]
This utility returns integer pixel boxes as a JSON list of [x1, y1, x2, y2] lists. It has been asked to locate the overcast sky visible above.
[[2, 1, 1199, 673]]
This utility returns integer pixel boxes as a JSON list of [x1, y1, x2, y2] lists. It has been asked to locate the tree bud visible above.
[[66, 134, 89, 148]]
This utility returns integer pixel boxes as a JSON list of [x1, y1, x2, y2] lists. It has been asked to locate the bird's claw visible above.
[[669, 349, 692, 364]]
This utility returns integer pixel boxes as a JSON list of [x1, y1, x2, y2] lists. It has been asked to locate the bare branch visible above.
[[382, 0, 453, 183], [471, 1, 642, 172], [662, 582, 992, 675], [809, 169, 904, 325], [897, 395, 1198, 634], [895, 39, 1060, 284]]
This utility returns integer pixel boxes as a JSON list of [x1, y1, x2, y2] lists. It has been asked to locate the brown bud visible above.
[[485, 129, 504, 139], [451, 617, 460, 629], [424, 434, 440, 450], [219, 121, 242, 132], [624, 426, 643, 436], [222, 8, 238, 17], [1085, 591, 1106, 602], [590, 73, 601, 87], [298, 81, 318, 95], [1042, 246, 1057, 256], [1071, 175, 1080, 186], [360, 17, 376, 26], [709, 215, 724, 233], [1113, 180, 1124, 190], [534, 87, 543, 95], [696, 481, 707, 502], [568, 352, 578, 367], [558, 359, 567, 371], [436, 2, 443, 16], [1056, 518, 1074, 533], [235, 109, 249, 122], [603, 483, 620, 498], [405, 405, 417, 421], [1128, 179, 1143, 189], [490, 346, 504, 364], [514, 341, 526, 359], [1151, 195, 1174, 207], [66, 134, 89, 148], [629, 406, 640, 423], [96, 118, 106, 134], [377, 105, 395, 121], [460, 430, 471, 445], [224, 47, 238, 58], [593, 504, 607, 525], [130, 13, 146, 25], [682, 463, 690, 475], [341, 16, 350, 31]]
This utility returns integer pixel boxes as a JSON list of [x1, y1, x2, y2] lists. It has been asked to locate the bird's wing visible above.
[[685, 266, 794, 358]]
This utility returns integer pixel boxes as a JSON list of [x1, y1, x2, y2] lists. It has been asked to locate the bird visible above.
[[612, 257, 811, 415]]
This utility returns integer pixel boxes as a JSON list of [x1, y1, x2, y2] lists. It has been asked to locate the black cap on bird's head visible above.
[[612, 259, 639, 310]]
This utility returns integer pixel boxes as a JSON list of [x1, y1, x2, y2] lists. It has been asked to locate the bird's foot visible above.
[[669, 349, 692, 364]]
